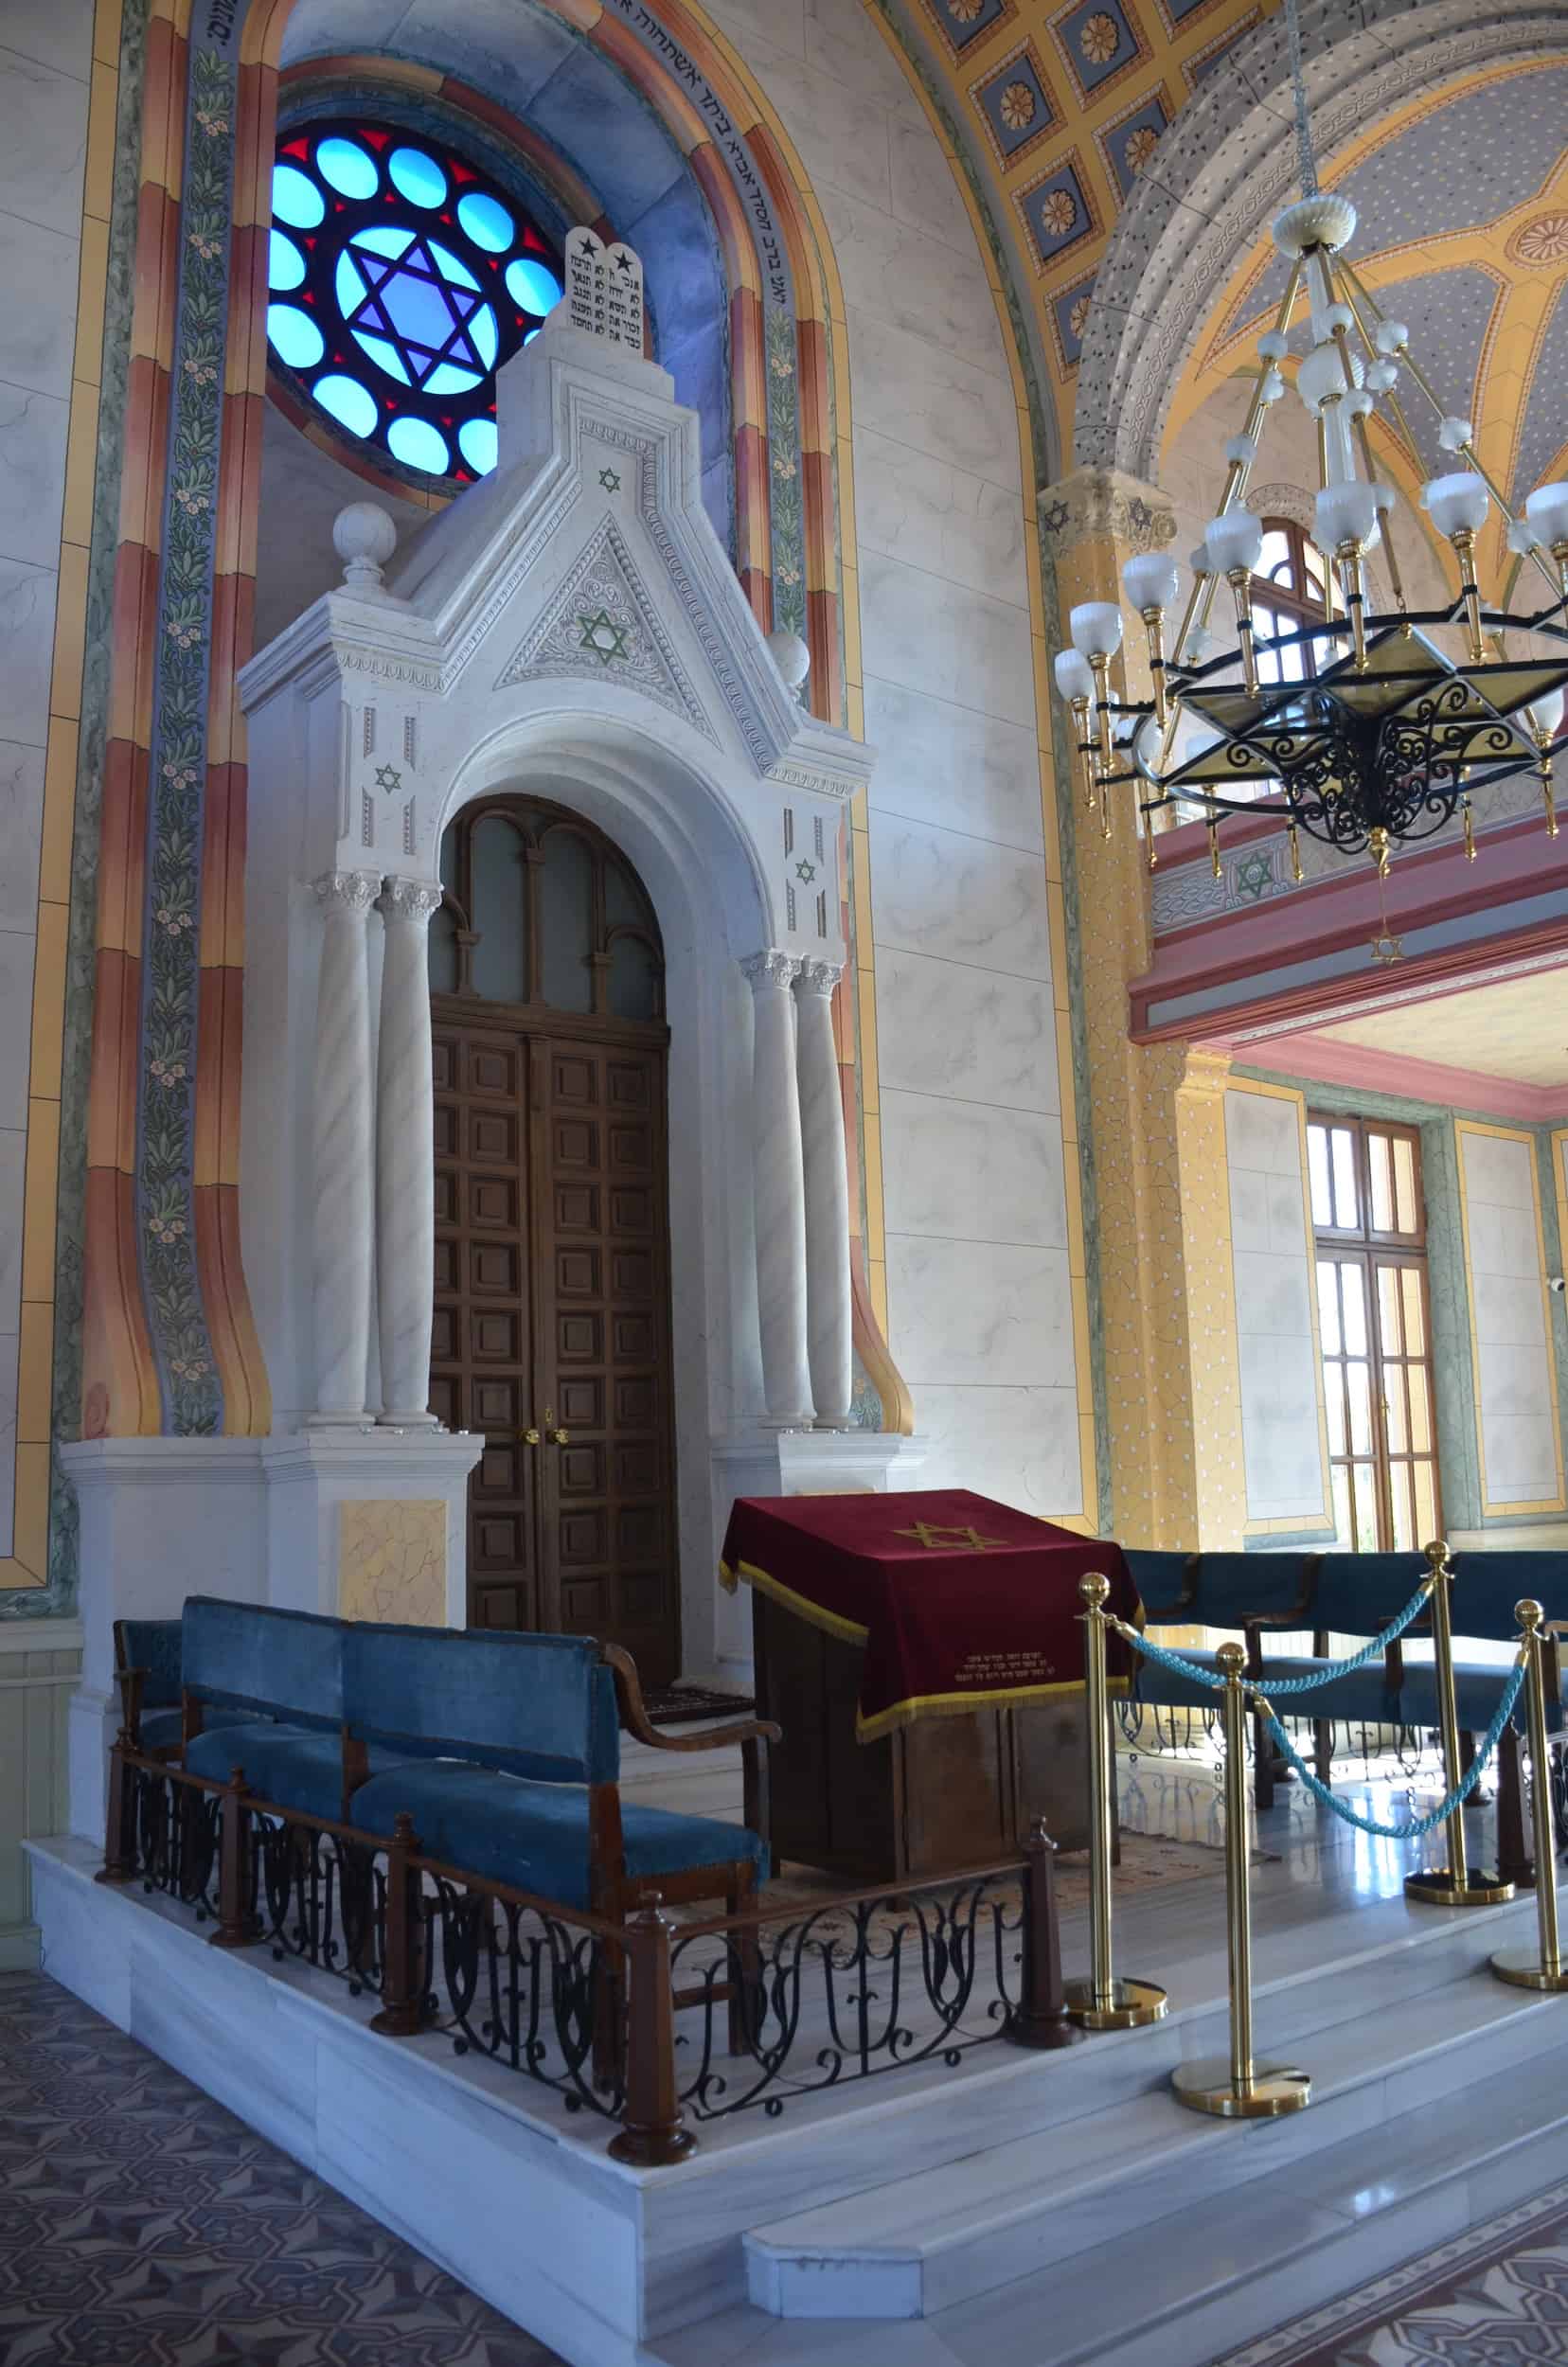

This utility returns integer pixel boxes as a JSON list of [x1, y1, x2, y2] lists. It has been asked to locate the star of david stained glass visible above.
[[266, 122, 566, 485]]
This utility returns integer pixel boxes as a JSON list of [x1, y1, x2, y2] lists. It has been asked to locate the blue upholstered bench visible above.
[[178, 1597, 409, 1824], [1121, 1547, 1316, 1805], [112, 1616, 259, 1759]]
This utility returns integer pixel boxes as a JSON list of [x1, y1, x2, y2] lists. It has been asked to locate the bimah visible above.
[[721, 1488, 1140, 1880]]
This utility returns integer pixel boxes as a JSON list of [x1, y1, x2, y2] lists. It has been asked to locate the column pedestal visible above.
[[262, 1429, 483, 1627]]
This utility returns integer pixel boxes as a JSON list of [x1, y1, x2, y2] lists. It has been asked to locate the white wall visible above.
[[1458, 1124, 1564, 1514], [1224, 1084, 1327, 1525], [0, 1, 92, 1561], [702, 0, 1081, 1513]]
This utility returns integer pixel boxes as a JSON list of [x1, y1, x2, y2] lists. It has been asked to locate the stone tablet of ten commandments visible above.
[[563, 227, 645, 355]]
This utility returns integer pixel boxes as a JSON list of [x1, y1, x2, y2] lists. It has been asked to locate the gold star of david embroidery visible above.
[[895, 1521, 1008, 1553]]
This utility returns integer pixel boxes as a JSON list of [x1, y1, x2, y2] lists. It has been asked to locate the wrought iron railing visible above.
[[100, 1747, 1077, 2159]]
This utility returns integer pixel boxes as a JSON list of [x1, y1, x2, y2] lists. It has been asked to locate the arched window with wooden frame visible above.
[[1251, 516, 1331, 690], [429, 796, 665, 1030]]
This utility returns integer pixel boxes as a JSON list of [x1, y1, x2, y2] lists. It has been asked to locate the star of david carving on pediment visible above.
[[491, 515, 718, 742]]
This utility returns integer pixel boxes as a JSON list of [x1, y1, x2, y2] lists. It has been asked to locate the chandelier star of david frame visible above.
[[266, 120, 568, 486], [1052, 0, 1568, 881]]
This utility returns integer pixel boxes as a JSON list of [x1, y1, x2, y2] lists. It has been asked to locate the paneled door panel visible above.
[[531, 1036, 679, 1684], [432, 1016, 679, 1678], [432, 1024, 540, 1631]]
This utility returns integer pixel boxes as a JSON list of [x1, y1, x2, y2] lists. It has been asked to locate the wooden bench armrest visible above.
[[603, 1644, 782, 1755], [116, 1666, 147, 1737]]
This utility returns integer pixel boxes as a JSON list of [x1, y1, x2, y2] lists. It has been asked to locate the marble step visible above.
[[743, 1962, 1568, 2323]]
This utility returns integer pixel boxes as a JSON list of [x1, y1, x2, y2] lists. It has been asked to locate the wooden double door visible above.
[[428, 1016, 680, 1685]]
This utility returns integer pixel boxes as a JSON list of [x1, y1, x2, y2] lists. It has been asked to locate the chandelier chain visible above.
[[1285, 0, 1318, 201]]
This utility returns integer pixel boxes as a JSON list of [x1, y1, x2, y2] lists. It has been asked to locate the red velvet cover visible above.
[[720, 1488, 1140, 1741]]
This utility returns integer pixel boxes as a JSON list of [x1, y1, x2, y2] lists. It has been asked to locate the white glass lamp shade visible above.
[[1054, 648, 1096, 704], [1508, 517, 1542, 555], [1316, 483, 1379, 552], [1374, 319, 1408, 356], [1422, 472, 1488, 537], [1525, 483, 1568, 548], [1525, 688, 1565, 743], [1437, 416, 1474, 454], [1121, 553, 1179, 614], [1203, 512, 1264, 578], [1069, 600, 1124, 660]]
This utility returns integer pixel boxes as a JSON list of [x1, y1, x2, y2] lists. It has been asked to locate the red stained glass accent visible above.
[[361, 129, 389, 149], [451, 162, 476, 183], [281, 136, 310, 160]]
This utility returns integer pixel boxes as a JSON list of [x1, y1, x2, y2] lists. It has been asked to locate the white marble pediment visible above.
[[491, 512, 717, 744]]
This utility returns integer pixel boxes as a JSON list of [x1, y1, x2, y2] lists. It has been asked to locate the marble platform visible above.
[[27, 1753, 1568, 2367]]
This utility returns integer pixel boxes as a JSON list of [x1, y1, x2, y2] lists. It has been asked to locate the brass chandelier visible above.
[[1053, 0, 1568, 880]]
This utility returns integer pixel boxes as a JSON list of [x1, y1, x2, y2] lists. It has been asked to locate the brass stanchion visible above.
[[1171, 1644, 1310, 2118], [1491, 1602, 1568, 1992], [1406, 1540, 1513, 1907], [1063, 1575, 1167, 2030]]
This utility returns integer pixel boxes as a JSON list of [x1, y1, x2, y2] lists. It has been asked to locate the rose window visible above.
[[266, 121, 565, 486]]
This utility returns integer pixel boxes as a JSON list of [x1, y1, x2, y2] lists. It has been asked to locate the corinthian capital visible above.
[[314, 868, 381, 916], [739, 950, 800, 993], [377, 875, 444, 926], [793, 958, 843, 999]]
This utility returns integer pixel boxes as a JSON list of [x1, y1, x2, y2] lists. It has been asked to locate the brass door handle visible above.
[[519, 1428, 541, 1445], [550, 1429, 569, 1447]]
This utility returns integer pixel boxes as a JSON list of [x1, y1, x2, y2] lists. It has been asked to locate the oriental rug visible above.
[[1211, 2175, 1568, 2367]]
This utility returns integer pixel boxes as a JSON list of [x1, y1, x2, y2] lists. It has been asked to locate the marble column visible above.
[[375, 877, 443, 1426], [793, 959, 853, 1428], [311, 870, 380, 1420], [741, 952, 813, 1426]]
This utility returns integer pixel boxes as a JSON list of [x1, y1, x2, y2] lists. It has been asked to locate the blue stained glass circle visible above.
[[388, 147, 447, 208], [268, 230, 305, 291], [267, 303, 325, 370], [506, 258, 562, 318], [313, 374, 379, 438], [457, 192, 513, 253], [458, 418, 498, 475], [272, 163, 325, 228], [387, 416, 450, 474], [269, 119, 567, 483], [316, 137, 379, 199]]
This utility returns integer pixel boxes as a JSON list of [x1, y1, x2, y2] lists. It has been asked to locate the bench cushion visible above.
[[140, 1703, 256, 1755], [343, 1622, 619, 1784], [185, 1722, 406, 1820], [183, 1597, 345, 1732], [1123, 1550, 1194, 1618], [350, 1762, 767, 1909], [1393, 1658, 1556, 1735]]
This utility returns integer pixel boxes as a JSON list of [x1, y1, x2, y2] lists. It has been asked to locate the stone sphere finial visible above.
[[768, 629, 811, 692], [333, 501, 398, 594]]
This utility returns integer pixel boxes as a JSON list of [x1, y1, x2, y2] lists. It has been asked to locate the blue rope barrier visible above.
[[1261, 1658, 1526, 1840], [1114, 1577, 1434, 1700]]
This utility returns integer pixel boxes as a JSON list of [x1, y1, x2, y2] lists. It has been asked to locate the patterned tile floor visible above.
[[0, 1969, 566, 2366], [1212, 2180, 1568, 2367]]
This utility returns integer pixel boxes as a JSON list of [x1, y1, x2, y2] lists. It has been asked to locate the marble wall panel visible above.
[[817, 182, 1007, 370], [885, 1236, 1073, 1389], [864, 677, 1042, 851], [853, 429, 1027, 606], [0, 741, 45, 935], [1225, 1087, 1326, 1524], [912, 1382, 1084, 1515], [0, 44, 88, 232], [802, 0, 922, 115], [0, 559, 57, 751], [882, 1090, 1068, 1249], [1, 0, 93, 78], [0, 214, 79, 401], [868, 812, 1052, 977], [859, 550, 1035, 726], [1459, 1128, 1561, 1510], [888, 116, 978, 250], [872, 948, 1060, 1114], [730, 45, 894, 213], [846, 311, 1022, 492], [0, 386, 70, 574]]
